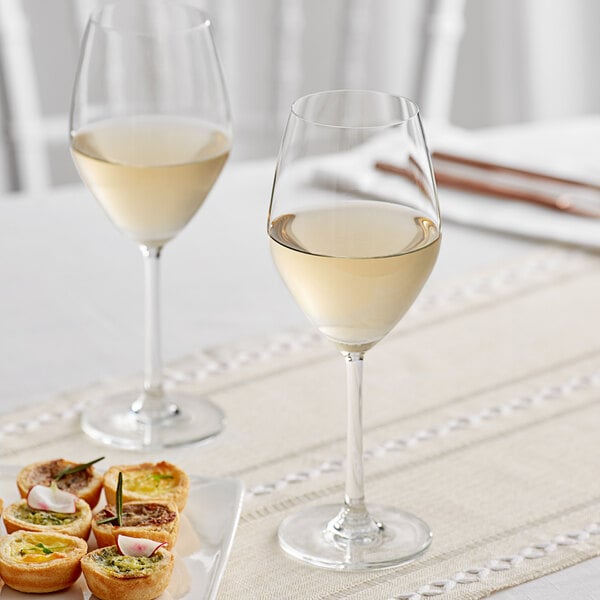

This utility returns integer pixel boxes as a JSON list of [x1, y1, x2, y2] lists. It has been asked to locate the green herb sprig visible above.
[[96, 471, 123, 526], [116, 471, 123, 526], [36, 542, 55, 555], [150, 473, 173, 483], [21, 542, 67, 556], [54, 456, 104, 481]]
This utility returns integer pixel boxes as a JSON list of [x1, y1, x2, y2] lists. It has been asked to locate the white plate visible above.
[[0, 466, 244, 600]]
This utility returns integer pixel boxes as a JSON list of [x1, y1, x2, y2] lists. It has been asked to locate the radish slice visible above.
[[117, 535, 167, 558], [27, 484, 77, 514]]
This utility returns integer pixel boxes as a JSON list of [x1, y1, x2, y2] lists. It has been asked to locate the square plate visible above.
[[0, 466, 244, 600]]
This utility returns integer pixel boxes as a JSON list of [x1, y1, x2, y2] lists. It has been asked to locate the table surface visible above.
[[1, 119, 599, 599]]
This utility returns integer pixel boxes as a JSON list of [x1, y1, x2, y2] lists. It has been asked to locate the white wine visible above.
[[269, 201, 440, 352], [71, 116, 230, 246]]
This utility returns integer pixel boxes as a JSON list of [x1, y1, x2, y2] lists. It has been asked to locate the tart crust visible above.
[[0, 530, 87, 593], [103, 462, 190, 511], [92, 500, 180, 548], [81, 545, 174, 600], [3, 497, 92, 539], [17, 458, 103, 508]]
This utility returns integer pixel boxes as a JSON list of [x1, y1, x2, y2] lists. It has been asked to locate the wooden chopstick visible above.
[[375, 160, 600, 218], [432, 150, 600, 191]]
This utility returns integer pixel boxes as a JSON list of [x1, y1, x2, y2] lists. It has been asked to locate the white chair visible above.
[[209, 0, 466, 159], [0, 0, 466, 192], [0, 0, 98, 191]]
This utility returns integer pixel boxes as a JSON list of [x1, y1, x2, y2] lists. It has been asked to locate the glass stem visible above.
[[131, 245, 167, 416], [344, 351, 367, 512], [143, 245, 163, 396], [327, 351, 382, 545]]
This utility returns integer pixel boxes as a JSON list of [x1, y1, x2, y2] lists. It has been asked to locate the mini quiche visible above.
[[17, 458, 103, 507], [104, 462, 190, 511], [3, 497, 92, 539], [93, 500, 180, 548], [0, 530, 87, 593], [81, 543, 174, 600]]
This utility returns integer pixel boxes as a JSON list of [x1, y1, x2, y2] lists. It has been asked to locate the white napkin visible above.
[[426, 116, 600, 249], [311, 116, 600, 250]]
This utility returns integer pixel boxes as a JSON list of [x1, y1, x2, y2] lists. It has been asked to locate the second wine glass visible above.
[[269, 90, 441, 570], [70, 0, 232, 449]]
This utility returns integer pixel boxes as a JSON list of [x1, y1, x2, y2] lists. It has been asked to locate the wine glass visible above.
[[70, 0, 232, 449], [268, 90, 441, 570]]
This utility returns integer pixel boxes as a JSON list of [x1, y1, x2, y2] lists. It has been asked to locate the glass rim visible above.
[[290, 89, 421, 130], [89, 0, 212, 36]]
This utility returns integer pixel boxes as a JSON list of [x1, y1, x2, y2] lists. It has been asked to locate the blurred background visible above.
[[0, 0, 598, 191]]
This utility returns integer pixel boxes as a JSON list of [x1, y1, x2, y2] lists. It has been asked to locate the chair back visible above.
[[0, 0, 466, 192]]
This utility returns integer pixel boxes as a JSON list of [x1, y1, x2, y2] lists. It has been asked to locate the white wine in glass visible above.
[[70, 1, 232, 449], [72, 116, 230, 247], [270, 202, 439, 352], [268, 90, 441, 570]]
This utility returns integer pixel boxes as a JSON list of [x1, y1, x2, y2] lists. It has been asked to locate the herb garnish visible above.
[[54, 456, 104, 481], [150, 474, 173, 482], [96, 513, 118, 525], [96, 471, 123, 526], [116, 471, 123, 526], [20, 542, 66, 556], [36, 542, 55, 555]]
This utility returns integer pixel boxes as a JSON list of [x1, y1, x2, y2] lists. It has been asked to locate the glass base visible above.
[[278, 503, 432, 571], [81, 391, 225, 450]]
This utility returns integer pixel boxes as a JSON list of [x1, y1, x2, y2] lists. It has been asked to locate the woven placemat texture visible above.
[[1, 247, 600, 599]]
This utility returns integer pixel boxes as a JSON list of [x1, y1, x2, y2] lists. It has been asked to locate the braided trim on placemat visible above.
[[389, 523, 600, 599], [245, 369, 600, 499]]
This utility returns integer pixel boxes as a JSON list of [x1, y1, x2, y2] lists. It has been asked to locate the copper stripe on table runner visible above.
[[2, 246, 600, 600]]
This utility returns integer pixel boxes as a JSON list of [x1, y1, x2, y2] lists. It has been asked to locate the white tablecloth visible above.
[[2, 118, 600, 599]]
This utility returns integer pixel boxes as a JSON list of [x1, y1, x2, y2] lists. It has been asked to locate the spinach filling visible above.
[[15, 504, 79, 526], [94, 546, 163, 577]]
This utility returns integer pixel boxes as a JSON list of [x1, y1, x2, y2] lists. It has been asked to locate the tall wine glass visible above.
[[70, 0, 232, 449], [268, 90, 441, 570]]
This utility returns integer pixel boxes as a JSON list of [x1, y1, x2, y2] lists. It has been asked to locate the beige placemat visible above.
[[2, 247, 600, 599]]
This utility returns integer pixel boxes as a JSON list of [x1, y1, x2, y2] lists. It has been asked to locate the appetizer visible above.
[[93, 500, 180, 548], [104, 461, 190, 511], [0, 530, 87, 593], [17, 457, 104, 507], [3, 484, 92, 539], [81, 535, 174, 600]]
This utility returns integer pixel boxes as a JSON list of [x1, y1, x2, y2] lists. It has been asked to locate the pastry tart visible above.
[[81, 544, 174, 600], [17, 458, 103, 508], [3, 497, 92, 539], [0, 530, 87, 593], [93, 500, 180, 548], [104, 462, 190, 511]]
